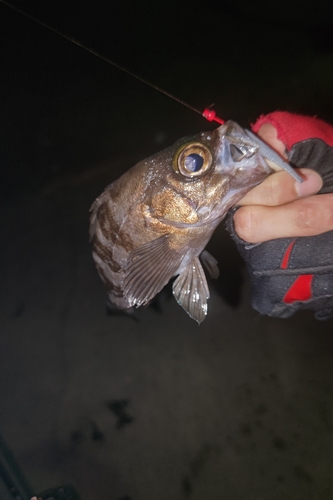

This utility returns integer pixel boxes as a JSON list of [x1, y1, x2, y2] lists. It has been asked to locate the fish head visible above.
[[90, 120, 274, 322], [146, 120, 272, 228]]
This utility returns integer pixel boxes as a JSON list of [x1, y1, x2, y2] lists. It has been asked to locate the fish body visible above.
[[90, 121, 272, 323]]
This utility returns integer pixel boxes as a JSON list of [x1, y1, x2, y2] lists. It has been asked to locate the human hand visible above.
[[235, 122, 330, 243], [235, 168, 330, 243], [226, 112, 333, 319]]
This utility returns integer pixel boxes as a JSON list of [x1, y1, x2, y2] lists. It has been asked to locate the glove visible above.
[[227, 111, 333, 320]]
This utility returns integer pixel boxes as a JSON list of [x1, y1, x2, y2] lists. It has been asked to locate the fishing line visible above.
[[0, 0, 224, 124], [0, 0, 305, 182]]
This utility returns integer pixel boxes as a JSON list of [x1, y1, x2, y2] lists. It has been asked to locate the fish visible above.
[[89, 120, 274, 323]]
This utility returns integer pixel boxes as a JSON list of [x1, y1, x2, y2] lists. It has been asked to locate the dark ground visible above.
[[1, 1, 333, 499]]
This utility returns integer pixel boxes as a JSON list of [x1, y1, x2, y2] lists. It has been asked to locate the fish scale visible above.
[[90, 121, 277, 323]]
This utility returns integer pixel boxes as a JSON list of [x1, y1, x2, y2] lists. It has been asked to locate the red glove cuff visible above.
[[251, 111, 333, 150]]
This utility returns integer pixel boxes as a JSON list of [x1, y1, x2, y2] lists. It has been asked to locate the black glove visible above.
[[227, 137, 333, 320]]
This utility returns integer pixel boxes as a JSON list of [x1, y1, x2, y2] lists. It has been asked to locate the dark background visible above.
[[1, 0, 333, 198], [1, 1, 333, 500]]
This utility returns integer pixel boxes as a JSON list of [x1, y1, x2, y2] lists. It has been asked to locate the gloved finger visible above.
[[234, 193, 333, 243], [238, 168, 323, 207]]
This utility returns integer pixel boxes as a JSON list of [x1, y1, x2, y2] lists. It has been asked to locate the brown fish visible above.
[[89, 121, 273, 323]]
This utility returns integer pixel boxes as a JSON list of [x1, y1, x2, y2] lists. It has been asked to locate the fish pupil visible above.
[[184, 153, 204, 172]]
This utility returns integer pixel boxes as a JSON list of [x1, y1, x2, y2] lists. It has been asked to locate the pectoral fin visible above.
[[200, 250, 219, 279], [123, 235, 184, 308], [172, 257, 210, 324]]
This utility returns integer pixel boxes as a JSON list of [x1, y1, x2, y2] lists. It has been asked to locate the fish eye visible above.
[[173, 142, 213, 178], [184, 153, 204, 172]]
